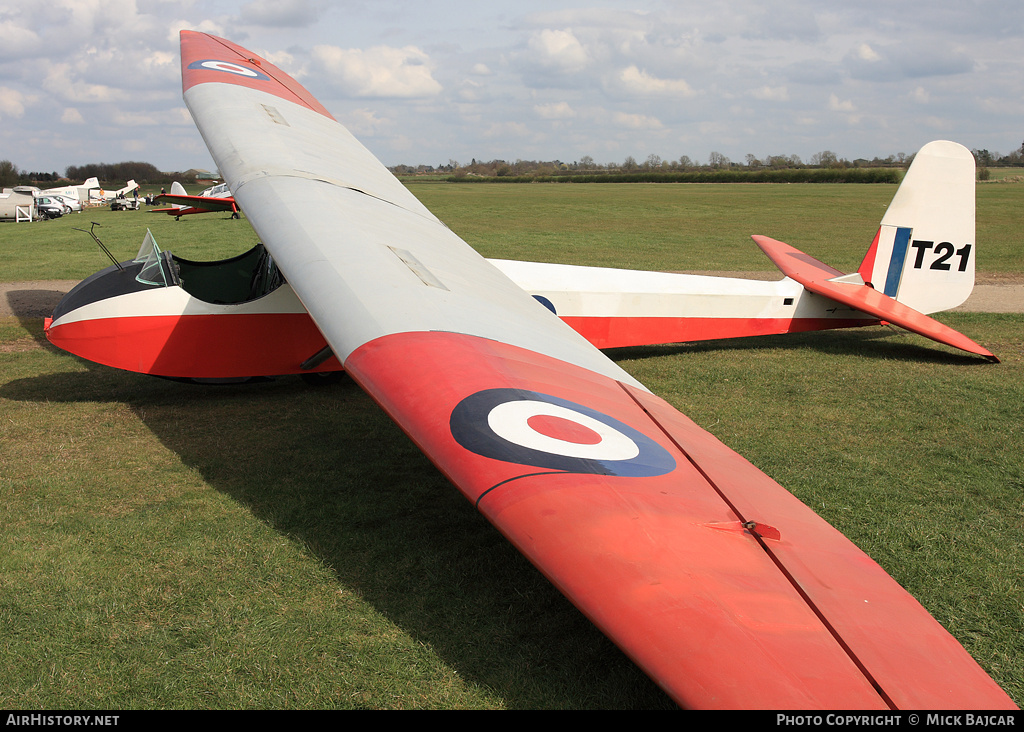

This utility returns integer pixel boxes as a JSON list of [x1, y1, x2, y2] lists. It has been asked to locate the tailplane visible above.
[[857, 141, 976, 314]]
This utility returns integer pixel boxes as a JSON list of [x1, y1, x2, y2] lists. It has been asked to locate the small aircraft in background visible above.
[[92, 180, 138, 204], [38, 177, 136, 208], [42, 31, 1014, 709], [41, 177, 100, 207], [152, 180, 239, 219]]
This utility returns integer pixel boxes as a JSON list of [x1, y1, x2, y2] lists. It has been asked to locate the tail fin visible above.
[[170, 181, 187, 196], [857, 141, 976, 314]]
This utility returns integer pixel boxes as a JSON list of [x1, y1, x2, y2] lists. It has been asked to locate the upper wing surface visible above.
[[177, 31, 1014, 709], [180, 30, 638, 387]]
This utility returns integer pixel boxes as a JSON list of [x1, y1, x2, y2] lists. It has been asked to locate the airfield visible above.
[[1, 181, 1022, 709]]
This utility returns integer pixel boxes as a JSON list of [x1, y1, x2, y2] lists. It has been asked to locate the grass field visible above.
[[1, 182, 1022, 709]]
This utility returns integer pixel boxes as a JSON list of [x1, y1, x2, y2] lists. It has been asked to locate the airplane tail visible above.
[[170, 181, 187, 196], [856, 140, 976, 314], [752, 140, 994, 361]]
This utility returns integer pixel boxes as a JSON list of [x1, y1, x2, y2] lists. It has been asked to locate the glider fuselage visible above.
[[44, 243, 878, 380]]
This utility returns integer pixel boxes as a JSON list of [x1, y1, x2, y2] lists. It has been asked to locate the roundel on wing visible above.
[[450, 388, 676, 477], [187, 59, 271, 81]]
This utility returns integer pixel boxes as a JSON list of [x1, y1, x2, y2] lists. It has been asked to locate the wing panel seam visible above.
[[232, 169, 444, 227], [615, 379, 896, 710]]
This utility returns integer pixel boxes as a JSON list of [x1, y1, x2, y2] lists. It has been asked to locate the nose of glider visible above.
[[50, 261, 146, 326], [45, 261, 157, 367]]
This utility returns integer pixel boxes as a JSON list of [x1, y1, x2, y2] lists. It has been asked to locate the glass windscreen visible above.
[[134, 229, 168, 286]]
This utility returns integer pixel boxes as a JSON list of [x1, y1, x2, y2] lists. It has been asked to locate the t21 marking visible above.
[[911, 241, 972, 272]]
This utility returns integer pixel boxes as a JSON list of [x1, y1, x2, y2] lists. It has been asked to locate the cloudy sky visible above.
[[2, 0, 1022, 177]]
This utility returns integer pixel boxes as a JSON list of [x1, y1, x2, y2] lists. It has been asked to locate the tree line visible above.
[[390, 144, 1024, 180], [0, 160, 193, 188], [3, 141, 1022, 190]]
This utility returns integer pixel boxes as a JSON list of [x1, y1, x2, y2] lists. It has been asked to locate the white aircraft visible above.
[[39, 177, 138, 206], [41, 176, 101, 205], [43, 32, 1014, 709], [91, 179, 138, 204]]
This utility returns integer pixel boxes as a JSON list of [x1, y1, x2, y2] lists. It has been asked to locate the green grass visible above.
[[1, 183, 1022, 708], [0, 324, 668, 709], [3, 181, 1021, 280], [411, 182, 1024, 275]]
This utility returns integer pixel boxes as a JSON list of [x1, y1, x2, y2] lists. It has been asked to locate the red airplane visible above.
[[152, 181, 240, 219]]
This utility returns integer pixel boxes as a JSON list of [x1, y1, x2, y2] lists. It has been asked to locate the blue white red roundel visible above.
[[450, 388, 676, 477], [187, 59, 270, 81]]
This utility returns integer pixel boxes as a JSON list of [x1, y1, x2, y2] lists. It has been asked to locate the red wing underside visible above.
[[753, 236, 997, 361]]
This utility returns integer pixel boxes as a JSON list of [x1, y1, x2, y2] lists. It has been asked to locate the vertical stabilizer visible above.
[[857, 141, 976, 314]]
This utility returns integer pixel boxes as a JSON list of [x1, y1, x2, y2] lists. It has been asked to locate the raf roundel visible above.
[[187, 59, 270, 81], [450, 388, 676, 477]]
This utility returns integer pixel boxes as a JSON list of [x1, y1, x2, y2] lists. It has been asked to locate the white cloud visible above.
[[613, 112, 663, 130], [525, 29, 589, 74], [61, 108, 85, 124], [534, 101, 576, 119], [828, 93, 855, 112], [615, 66, 695, 97], [0, 20, 42, 59], [855, 43, 881, 62], [113, 111, 160, 127], [239, 0, 324, 28], [752, 86, 790, 102], [312, 45, 443, 98], [340, 108, 393, 137], [42, 63, 129, 104], [0, 87, 32, 119], [482, 121, 531, 139]]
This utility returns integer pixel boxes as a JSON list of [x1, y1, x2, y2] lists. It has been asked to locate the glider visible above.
[[43, 136, 995, 380], [152, 180, 240, 219], [44, 32, 1015, 709]]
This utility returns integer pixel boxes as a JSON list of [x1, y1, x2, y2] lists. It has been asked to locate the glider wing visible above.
[[177, 31, 1013, 709]]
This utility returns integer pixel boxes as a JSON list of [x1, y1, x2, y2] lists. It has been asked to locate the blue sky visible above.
[[1, 0, 1022, 177]]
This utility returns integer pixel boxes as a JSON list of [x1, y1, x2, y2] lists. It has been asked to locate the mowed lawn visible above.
[[1, 181, 1022, 709]]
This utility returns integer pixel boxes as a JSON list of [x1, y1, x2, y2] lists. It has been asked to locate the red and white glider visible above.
[[44, 32, 1013, 709]]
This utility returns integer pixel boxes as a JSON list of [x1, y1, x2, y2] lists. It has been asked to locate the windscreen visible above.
[[134, 229, 169, 287]]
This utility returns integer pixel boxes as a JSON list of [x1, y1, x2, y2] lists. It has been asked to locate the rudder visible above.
[[857, 141, 976, 314]]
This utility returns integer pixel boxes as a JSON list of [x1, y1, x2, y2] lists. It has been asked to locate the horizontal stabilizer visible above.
[[753, 235, 997, 362]]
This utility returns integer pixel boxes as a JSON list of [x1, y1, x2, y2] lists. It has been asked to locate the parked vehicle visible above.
[[50, 194, 82, 212], [34, 196, 66, 219], [110, 194, 140, 211]]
